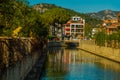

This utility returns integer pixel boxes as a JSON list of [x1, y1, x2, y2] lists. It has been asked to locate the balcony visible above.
[[65, 28, 70, 30]]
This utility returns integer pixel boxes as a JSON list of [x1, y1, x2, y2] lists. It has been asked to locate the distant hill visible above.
[[33, 3, 102, 27], [33, 3, 60, 13], [87, 10, 120, 20]]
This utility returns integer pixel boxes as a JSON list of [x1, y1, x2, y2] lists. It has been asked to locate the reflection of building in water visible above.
[[63, 49, 98, 64], [65, 49, 120, 73], [63, 49, 82, 64], [47, 48, 69, 75], [48, 48, 99, 64], [48, 47, 120, 74]]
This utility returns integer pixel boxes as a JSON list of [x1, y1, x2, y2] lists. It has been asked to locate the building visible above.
[[49, 23, 63, 41], [118, 13, 120, 23], [64, 16, 85, 39], [102, 13, 120, 35], [102, 19, 118, 34]]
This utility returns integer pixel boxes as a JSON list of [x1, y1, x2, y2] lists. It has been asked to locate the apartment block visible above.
[[64, 16, 85, 39]]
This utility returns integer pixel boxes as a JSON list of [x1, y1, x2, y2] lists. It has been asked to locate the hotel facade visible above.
[[64, 16, 85, 39]]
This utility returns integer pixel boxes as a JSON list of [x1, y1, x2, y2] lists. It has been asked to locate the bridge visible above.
[[48, 40, 80, 47], [64, 40, 79, 47]]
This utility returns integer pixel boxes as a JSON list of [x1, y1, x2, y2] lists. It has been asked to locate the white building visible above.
[[64, 16, 85, 39]]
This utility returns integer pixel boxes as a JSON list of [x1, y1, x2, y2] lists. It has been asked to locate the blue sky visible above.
[[28, 0, 120, 13]]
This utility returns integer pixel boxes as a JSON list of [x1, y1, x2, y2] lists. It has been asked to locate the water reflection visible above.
[[41, 47, 120, 80]]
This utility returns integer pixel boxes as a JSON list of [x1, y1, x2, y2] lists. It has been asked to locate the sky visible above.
[[28, 0, 120, 13]]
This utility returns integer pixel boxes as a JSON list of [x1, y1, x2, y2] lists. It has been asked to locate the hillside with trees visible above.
[[33, 3, 102, 38], [0, 1, 102, 38], [33, 3, 102, 25]]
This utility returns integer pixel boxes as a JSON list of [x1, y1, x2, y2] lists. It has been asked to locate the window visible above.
[[71, 29, 74, 32], [76, 25, 83, 28], [71, 25, 75, 28]]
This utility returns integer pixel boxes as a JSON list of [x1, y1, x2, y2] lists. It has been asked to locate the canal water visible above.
[[41, 47, 120, 80]]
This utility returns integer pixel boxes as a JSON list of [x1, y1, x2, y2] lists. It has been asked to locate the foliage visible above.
[[40, 8, 70, 25], [0, 0, 49, 38], [95, 31, 106, 46], [84, 23, 92, 39], [95, 30, 120, 48]]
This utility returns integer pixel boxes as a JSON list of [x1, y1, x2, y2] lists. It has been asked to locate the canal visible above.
[[41, 47, 120, 80]]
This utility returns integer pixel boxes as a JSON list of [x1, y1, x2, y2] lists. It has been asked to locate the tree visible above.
[[95, 31, 106, 46], [84, 23, 92, 39]]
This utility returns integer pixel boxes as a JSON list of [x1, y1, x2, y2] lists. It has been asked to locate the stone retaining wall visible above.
[[0, 37, 44, 80]]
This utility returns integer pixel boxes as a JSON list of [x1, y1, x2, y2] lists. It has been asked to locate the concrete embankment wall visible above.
[[79, 40, 120, 63], [0, 37, 45, 80]]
